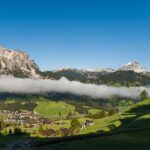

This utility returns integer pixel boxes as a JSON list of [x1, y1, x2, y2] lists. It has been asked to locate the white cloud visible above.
[[0, 77, 148, 99]]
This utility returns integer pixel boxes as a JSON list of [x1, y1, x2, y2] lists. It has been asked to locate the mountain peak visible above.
[[80, 67, 115, 73], [52, 61, 149, 74], [0, 47, 41, 79], [126, 61, 140, 66], [119, 61, 148, 73], [52, 67, 73, 72], [53, 67, 115, 73]]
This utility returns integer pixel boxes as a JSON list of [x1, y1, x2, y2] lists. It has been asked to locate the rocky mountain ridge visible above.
[[0, 47, 41, 79], [52, 61, 149, 74], [0, 47, 150, 87]]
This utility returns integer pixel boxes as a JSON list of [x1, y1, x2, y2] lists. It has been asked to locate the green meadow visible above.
[[0, 98, 150, 150], [34, 100, 77, 118]]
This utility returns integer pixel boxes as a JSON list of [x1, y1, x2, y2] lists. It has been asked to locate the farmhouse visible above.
[[81, 120, 94, 130], [85, 120, 94, 126]]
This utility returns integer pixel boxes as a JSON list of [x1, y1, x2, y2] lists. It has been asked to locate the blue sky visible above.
[[0, 0, 150, 71]]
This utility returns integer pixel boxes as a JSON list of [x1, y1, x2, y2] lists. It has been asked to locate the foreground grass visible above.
[[0, 136, 26, 148], [37, 130, 150, 150]]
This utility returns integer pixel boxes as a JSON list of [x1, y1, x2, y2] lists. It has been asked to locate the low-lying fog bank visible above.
[[0, 77, 149, 99]]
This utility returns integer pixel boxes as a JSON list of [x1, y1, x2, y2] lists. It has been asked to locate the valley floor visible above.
[[0, 98, 150, 150]]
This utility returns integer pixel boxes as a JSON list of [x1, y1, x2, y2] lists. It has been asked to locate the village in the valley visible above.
[[0, 109, 95, 137]]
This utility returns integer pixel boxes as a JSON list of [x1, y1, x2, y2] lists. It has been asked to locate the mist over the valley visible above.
[[0, 77, 148, 99]]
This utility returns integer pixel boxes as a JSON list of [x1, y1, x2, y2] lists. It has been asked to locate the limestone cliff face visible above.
[[0, 47, 41, 79], [118, 61, 148, 73]]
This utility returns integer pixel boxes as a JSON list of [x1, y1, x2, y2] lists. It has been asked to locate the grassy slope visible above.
[[34, 100, 77, 118], [36, 99, 150, 150], [117, 99, 150, 131], [88, 108, 102, 114], [80, 114, 121, 134], [0, 99, 150, 150]]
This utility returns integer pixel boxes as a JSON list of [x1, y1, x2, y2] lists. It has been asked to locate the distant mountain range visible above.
[[0, 47, 150, 86], [52, 61, 149, 74]]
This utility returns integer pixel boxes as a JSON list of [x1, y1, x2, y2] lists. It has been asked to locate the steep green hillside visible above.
[[118, 99, 150, 131]]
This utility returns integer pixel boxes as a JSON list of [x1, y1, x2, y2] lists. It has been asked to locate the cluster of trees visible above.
[[87, 111, 106, 119], [140, 90, 149, 100], [87, 109, 117, 119], [0, 121, 6, 131], [75, 105, 88, 114], [65, 111, 77, 119], [70, 118, 81, 135], [2, 127, 27, 136], [0, 100, 37, 111], [38, 118, 81, 137]]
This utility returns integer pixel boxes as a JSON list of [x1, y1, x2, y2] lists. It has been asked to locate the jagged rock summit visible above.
[[0, 47, 41, 79], [118, 61, 149, 73]]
